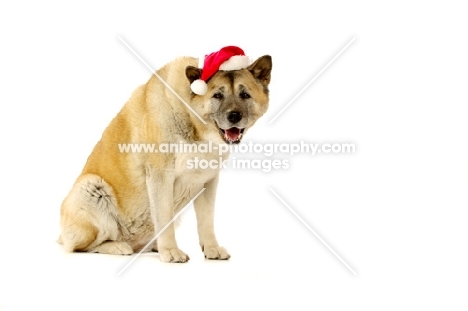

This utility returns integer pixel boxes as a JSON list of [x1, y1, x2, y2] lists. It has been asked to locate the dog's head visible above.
[[186, 55, 272, 144]]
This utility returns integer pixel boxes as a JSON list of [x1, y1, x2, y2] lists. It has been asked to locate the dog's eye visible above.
[[240, 92, 251, 99], [213, 93, 223, 100]]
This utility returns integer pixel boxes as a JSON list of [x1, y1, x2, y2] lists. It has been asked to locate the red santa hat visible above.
[[190, 46, 251, 95]]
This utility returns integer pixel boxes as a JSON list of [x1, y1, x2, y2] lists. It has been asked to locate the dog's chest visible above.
[[172, 142, 229, 208]]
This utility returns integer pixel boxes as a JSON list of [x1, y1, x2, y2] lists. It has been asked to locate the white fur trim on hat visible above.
[[198, 56, 204, 68], [219, 55, 251, 71]]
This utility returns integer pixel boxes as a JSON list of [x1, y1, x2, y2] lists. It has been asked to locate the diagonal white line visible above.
[[118, 36, 207, 125], [117, 187, 206, 276], [268, 188, 357, 275], [268, 37, 356, 125]]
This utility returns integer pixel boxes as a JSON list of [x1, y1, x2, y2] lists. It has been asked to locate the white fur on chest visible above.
[[173, 141, 229, 209]]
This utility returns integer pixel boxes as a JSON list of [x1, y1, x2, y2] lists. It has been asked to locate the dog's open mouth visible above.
[[218, 126, 245, 144]]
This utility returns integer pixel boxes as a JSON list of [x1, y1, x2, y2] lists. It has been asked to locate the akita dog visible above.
[[59, 46, 272, 262]]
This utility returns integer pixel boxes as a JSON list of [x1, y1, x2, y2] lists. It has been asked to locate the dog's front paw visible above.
[[159, 248, 190, 263], [204, 246, 230, 260]]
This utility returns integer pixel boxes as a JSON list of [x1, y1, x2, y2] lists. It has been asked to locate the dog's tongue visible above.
[[225, 127, 241, 141]]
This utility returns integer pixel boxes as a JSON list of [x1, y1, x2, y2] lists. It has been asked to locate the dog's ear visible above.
[[186, 66, 202, 84], [248, 55, 272, 86]]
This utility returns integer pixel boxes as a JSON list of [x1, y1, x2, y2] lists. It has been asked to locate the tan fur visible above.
[[59, 54, 272, 262]]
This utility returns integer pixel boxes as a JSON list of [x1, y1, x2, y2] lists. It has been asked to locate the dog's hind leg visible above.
[[59, 174, 133, 255]]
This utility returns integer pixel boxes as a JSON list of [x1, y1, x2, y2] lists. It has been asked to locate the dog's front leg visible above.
[[146, 166, 189, 263], [194, 175, 230, 260]]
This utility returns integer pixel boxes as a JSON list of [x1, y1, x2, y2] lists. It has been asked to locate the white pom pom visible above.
[[190, 79, 208, 95]]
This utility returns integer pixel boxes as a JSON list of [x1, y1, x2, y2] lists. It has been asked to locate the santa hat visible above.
[[190, 46, 251, 95]]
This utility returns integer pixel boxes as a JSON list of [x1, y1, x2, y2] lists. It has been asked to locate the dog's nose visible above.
[[227, 111, 242, 123]]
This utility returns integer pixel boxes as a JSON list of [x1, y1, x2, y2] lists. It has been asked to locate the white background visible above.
[[1, 1, 467, 310]]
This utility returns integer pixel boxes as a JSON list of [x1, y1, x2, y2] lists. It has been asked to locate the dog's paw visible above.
[[159, 248, 190, 263], [204, 246, 230, 260], [90, 241, 133, 255]]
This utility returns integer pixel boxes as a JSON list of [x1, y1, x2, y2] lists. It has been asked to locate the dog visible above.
[[59, 47, 272, 263]]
